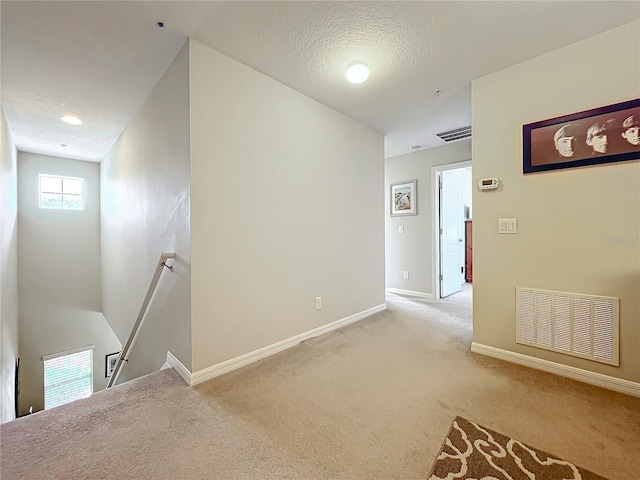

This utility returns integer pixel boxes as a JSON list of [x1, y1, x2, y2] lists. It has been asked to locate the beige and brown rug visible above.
[[429, 417, 608, 480]]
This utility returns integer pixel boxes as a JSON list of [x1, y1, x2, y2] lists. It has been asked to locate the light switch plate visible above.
[[398, 226, 404, 234], [498, 218, 517, 234]]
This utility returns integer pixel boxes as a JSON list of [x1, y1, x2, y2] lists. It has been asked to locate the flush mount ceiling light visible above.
[[346, 62, 369, 84], [60, 115, 82, 125]]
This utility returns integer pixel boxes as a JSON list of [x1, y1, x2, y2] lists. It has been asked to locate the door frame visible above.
[[431, 160, 472, 300]]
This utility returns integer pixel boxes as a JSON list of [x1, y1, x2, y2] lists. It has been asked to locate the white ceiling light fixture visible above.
[[60, 115, 82, 125], [346, 62, 369, 84]]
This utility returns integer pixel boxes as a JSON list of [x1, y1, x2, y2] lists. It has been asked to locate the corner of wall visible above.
[[100, 37, 192, 383], [1, 110, 19, 423]]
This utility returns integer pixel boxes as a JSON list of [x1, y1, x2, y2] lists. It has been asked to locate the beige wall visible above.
[[1, 110, 19, 423], [17, 153, 121, 413], [385, 139, 472, 295], [101, 41, 191, 379], [472, 21, 640, 382], [189, 39, 385, 372]]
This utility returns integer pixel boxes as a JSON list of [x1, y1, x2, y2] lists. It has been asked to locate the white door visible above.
[[440, 171, 463, 297]]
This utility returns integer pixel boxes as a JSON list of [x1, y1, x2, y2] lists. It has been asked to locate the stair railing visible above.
[[107, 252, 175, 388]]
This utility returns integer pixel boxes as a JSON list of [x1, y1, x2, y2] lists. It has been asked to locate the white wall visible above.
[[101, 41, 191, 380], [1, 110, 19, 423], [189, 39, 385, 372], [472, 21, 640, 382], [385, 139, 472, 296], [17, 153, 120, 413]]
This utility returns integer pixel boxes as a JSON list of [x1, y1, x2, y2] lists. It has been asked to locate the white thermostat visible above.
[[478, 178, 500, 191]]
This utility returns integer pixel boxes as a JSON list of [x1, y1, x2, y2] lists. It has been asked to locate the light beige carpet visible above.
[[1, 289, 639, 479]]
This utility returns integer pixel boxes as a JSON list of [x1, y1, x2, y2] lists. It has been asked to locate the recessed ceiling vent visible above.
[[436, 126, 471, 142]]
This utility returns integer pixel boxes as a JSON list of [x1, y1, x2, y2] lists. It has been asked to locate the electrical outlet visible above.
[[403, 271, 409, 279], [315, 297, 322, 310]]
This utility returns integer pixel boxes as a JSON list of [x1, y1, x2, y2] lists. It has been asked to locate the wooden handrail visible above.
[[106, 253, 175, 388]]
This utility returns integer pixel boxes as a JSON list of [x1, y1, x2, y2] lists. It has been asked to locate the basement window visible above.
[[43, 346, 94, 410], [39, 174, 84, 210]]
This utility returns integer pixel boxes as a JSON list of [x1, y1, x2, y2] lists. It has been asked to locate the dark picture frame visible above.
[[105, 352, 120, 378], [523, 98, 640, 174]]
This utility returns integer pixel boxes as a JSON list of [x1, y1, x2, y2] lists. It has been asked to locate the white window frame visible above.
[[43, 345, 94, 410], [39, 174, 85, 210]]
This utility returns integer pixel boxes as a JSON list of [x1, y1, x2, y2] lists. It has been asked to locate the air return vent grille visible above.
[[436, 126, 471, 142], [516, 288, 619, 366]]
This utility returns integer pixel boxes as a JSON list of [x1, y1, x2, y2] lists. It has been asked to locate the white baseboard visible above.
[[471, 342, 640, 398], [166, 351, 191, 386], [386, 288, 433, 299], [189, 303, 387, 387]]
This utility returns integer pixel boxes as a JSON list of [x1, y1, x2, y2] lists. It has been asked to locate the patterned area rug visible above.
[[428, 417, 608, 480]]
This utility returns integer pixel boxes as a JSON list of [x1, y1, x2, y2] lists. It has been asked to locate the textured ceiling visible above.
[[2, 1, 639, 161]]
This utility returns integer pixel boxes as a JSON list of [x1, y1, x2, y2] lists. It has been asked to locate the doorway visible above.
[[432, 161, 472, 300]]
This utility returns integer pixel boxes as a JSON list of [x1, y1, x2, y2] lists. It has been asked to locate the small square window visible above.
[[39, 175, 84, 210]]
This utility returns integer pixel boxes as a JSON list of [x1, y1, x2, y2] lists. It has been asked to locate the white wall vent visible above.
[[516, 287, 619, 366]]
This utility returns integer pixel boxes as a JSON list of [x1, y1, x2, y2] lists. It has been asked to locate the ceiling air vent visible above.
[[436, 126, 471, 142]]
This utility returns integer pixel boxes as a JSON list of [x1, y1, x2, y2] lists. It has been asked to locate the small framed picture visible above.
[[390, 180, 417, 216], [105, 352, 120, 378]]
